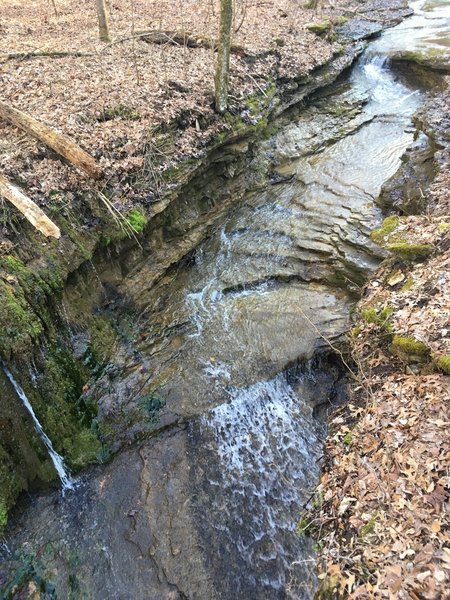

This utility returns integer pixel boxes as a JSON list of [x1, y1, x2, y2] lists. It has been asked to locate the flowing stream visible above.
[[1, 3, 447, 598], [1, 362, 74, 491]]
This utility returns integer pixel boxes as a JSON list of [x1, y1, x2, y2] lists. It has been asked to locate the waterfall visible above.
[[1, 362, 74, 491]]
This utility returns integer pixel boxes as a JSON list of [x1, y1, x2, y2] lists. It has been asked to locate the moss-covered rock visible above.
[[370, 216, 400, 244], [306, 20, 332, 34], [0, 280, 44, 358], [387, 242, 434, 262], [389, 335, 431, 362], [0, 448, 22, 535], [360, 306, 393, 329], [62, 429, 102, 470], [87, 314, 118, 369], [435, 355, 450, 375]]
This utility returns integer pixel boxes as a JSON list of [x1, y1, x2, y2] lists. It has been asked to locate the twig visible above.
[[96, 190, 142, 247], [1, 50, 93, 61]]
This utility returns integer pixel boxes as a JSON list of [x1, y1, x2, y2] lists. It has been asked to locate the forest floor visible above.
[[0, 0, 406, 209], [308, 90, 450, 598]]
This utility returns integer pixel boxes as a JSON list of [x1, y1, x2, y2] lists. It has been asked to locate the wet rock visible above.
[[0, 357, 344, 600]]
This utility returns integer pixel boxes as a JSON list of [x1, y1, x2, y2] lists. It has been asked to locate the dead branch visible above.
[[0, 174, 60, 238], [1, 50, 93, 61], [101, 30, 247, 56], [0, 99, 102, 180]]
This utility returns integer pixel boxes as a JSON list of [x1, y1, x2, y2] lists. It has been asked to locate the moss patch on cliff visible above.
[[22, 345, 102, 472], [0, 253, 69, 358], [126, 208, 148, 233], [0, 281, 44, 358], [0, 448, 22, 535]]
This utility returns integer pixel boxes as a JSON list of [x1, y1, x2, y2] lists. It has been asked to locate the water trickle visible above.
[[1, 362, 74, 491]]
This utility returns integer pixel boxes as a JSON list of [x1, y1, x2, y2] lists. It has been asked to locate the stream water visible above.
[[1, 2, 447, 598]]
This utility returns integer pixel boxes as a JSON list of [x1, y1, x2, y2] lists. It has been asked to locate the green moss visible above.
[[36, 460, 57, 483], [138, 392, 166, 425], [387, 242, 433, 262], [360, 306, 393, 330], [0, 281, 43, 356], [360, 513, 377, 537], [435, 355, 450, 375], [390, 335, 431, 361], [342, 431, 353, 446], [438, 222, 450, 233], [400, 277, 414, 292], [63, 429, 102, 470], [87, 315, 117, 368], [2, 254, 64, 301], [69, 236, 92, 260], [40, 258, 64, 292], [245, 79, 277, 117], [370, 216, 400, 244], [215, 130, 229, 145], [99, 104, 140, 121], [306, 20, 331, 34], [126, 208, 148, 233], [4, 255, 27, 273], [24, 345, 103, 471], [297, 514, 313, 536], [0, 501, 7, 531], [0, 445, 24, 535]]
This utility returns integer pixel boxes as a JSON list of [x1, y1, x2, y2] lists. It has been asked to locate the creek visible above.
[[1, 2, 447, 598]]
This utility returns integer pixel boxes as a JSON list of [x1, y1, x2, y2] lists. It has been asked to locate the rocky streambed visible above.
[[1, 2, 449, 598]]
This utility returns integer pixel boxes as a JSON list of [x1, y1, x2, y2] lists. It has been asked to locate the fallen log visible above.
[[0, 99, 102, 180], [0, 175, 61, 239], [102, 30, 247, 56]]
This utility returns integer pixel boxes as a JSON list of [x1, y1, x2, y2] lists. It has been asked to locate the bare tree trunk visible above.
[[0, 100, 102, 180], [214, 0, 233, 114], [0, 175, 61, 238], [96, 0, 110, 42]]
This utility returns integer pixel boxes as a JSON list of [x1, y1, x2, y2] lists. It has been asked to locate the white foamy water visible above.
[[1, 362, 74, 491], [199, 372, 325, 596]]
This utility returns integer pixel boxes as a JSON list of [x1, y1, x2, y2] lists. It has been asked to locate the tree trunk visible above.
[[0, 175, 61, 239], [96, 0, 110, 42], [214, 0, 233, 114], [0, 100, 102, 180]]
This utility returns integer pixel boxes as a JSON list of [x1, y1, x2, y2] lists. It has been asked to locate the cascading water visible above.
[[1, 362, 74, 491], [192, 369, 327, 599]]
